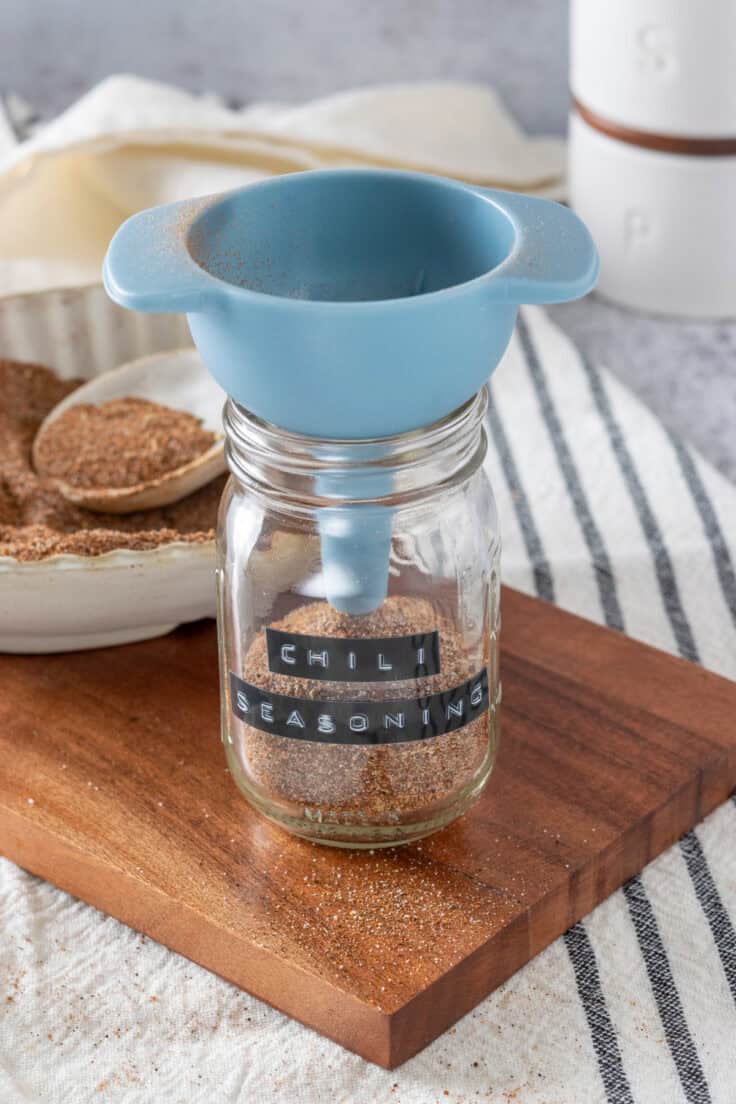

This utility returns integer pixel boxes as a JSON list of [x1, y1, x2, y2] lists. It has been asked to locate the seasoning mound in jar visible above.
[[226, 595, 496, 847], [0, 359, 223, 560], [35, 396, 217, 490]]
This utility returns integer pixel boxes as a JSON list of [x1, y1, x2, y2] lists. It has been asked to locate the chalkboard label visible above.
[[265, 628, 441, 682], [229, 668, 488, 745]]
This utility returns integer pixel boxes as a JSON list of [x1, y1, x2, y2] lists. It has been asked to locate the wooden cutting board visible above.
[[1, 587, 735, 1069]]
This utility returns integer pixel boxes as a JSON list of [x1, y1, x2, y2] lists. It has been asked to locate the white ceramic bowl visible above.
[[0, 283, 219, 653], [569, 112, 736, 318]]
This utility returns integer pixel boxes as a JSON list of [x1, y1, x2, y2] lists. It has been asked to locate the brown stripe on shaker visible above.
[[572, 96, 736, 157]]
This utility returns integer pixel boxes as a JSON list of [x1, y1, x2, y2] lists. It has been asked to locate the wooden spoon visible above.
[[33, 348, 227, 514]]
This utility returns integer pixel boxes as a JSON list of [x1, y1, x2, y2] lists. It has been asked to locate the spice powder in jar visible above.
[[224, 595, 497, 847]]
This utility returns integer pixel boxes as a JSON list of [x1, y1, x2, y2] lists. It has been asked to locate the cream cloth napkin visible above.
[[0, 75, 565, 296]]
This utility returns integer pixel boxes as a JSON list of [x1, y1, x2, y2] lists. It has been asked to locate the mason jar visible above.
[[216, 387, 500, 848]]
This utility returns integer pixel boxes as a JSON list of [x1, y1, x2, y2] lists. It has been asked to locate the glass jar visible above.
[[216, 387, 500, 848]]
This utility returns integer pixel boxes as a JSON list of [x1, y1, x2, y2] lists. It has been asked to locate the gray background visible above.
[[3, 0, 735, 480]]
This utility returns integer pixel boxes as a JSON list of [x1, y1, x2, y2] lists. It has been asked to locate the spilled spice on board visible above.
[[35, 396, 217, 490], [230, 595, 494, 828], [0, 359, 223, 560]]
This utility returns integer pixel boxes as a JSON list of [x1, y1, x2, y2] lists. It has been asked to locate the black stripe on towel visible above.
[[669, 433, 736, 629], [486, 389, 555, 603], [680, 831, 736, 1006], [623, 876, 712, 1104], [564, 925, 635, 1104], [581, 358, 700, 663], [515, 317, 632, 1102], [516, 313, 625, 632]]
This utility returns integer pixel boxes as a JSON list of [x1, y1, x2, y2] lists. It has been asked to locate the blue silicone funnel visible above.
[[103, 169, 598, 611]]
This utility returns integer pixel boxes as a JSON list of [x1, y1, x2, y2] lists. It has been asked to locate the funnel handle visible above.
[[479, 189, 599, 305], [103, 197, 212, 314]]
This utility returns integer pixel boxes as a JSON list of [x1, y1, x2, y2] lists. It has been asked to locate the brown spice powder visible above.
[[0, 359, 224, 561], [232, 596, 494, 831], [35, 396, 217, 490]]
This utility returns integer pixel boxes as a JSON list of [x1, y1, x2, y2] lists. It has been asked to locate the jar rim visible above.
[[223, 387, 489, 508], [226, 386, 487, 450]]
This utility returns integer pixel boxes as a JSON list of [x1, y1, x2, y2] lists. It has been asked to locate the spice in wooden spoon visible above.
[[0, 358, 222, 562], [33, 395, 225, 514], [36, 397, 217, 490], [31, 347, 227, 515]]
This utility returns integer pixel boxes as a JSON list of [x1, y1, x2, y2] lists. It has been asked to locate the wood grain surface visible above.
[[1, 587, 735, 1068]]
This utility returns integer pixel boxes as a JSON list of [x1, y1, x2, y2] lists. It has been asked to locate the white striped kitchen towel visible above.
[[1, 304, 734, 1104]]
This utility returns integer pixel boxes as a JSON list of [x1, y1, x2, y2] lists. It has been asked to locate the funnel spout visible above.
[[314, 465, 393, 614], [318, 506, 393, 614]]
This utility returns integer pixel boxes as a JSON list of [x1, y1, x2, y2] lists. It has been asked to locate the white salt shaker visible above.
[[569, 0, 736, 317]]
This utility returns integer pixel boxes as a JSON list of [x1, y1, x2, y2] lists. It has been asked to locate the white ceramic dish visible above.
[[0, 283, 220, 653]]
